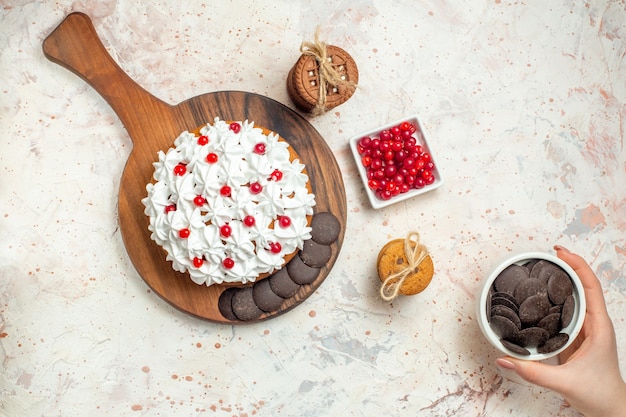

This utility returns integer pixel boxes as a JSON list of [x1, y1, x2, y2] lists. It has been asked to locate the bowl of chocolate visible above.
[[477, 252, 586, 361]]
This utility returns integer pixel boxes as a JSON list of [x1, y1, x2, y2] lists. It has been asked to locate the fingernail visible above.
[[496, 358, 516, 370], [554, 245, 570, 253]]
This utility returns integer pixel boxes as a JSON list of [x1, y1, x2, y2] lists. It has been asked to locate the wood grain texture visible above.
[[42, 12, 346, 323]]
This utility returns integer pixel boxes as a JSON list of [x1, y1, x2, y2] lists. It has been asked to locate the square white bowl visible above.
[[349, 114, 443, 209]]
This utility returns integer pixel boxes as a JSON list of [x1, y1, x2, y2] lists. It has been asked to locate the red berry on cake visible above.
[[270, 169, 283, 181], [164, 204, 176, 214], [220, 185, 232, 197], [173, 163, 187, 176], [229, 122, 241, 133], [243, 215, 255, 227], [220, 224, 232, 238], [268, 242, 282, 254], [193, 257, 204, 268], [179, 228, 190, 239], [197, 135, 209, 146], [254, 143, 266, 155], [249, 182, 262, 194], [193, 195, 206, 206], [279, 216, 291, 228], [206, 153, 218, 163], [223, 258, 235, 269]]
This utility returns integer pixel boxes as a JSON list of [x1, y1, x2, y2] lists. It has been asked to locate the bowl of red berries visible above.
[[349, 115, 443, 209]]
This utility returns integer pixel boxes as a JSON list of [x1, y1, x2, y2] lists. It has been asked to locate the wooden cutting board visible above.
[[42, 12, 346, 323]]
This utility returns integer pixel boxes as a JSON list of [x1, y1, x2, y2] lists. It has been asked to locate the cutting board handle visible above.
[[43, 12, 172, 143]]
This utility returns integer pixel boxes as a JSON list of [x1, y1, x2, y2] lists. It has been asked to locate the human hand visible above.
[[495, 246, 626, 417]]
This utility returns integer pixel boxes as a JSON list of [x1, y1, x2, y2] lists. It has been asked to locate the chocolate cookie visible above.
[[310, 212, 341, 245], [231, 287, 264, 321], [300, 239, 332, 268], [218, 287, 239, 321], [287, 253, 320, 285], [269, 266, 301, 298], [253, 279, 286, 312]]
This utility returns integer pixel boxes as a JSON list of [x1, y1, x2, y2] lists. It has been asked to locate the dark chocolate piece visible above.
[[547, 272, 573, 305], [518, 294, 551, 326], [501, 339, 531, 356], [253, 279, 286, 312], [218, 287, 239, 321], [513, 278, 547, 305], [561, 295, 576, 328], [491, 305, 522, 330], [538, 333, 569, 354], [494, 264, 528, 295], [269, 266, 301, 298], [537, 313, 562, 337], [511, 327, 549, 348], [491, 296, 519, 314], [287, 253, 320, 285], [490, 315, 519, 340], [300, 239, 331, 268], [310, 212, 341, 245], [231, 287, 264, 321]]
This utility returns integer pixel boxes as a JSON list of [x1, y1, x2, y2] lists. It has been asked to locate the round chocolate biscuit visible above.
[[530, 260, 562, 283], [518, 294, 551, 326], [310, 212, 341, 245], [537, 312, 562, 337], [491, 296, 520, 314], [269, 266, 301, 298], [218, 287, 239, 321], [287, 253, 320, 285], [490, 315, 519, 340], [561, 295, 576, 328], [253, 279, 286, 312], [547, 272, 573, 305], [300, 239, 332, 268], [231, 287, 264, 321], [538, 333, 569, 354], [513, 278, 547, 305], [494, 264, 529, 295], [491, 305, 522, 330], [512, 327, 550, 348], [500, 339, 531, 356]]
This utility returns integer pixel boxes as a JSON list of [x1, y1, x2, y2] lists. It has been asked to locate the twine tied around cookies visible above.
[[300, 27, 357, 116], [380, 232, 429, 301]]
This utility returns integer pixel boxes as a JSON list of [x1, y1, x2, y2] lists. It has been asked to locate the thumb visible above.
[[496, 357, 566, 392]]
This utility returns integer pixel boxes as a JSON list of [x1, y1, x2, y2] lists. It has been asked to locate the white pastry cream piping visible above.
[[142, 118, 316, 286]]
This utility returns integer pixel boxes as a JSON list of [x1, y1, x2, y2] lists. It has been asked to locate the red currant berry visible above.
[[373, 169, 385, 180], [220, 185, 232, 197], [425, 175, 436, 185], [223, 258, 235, 269], [249, 182, 262, 194], [197, 135, 209, 145], [401, 129, 413, 140], [368, 179, 380, 190], [358, 136, 372, 150], [380, 189, 393, 200], [370, 138, 380, 149], [270, 169, 283, 181], [193, 257, 204, 268], [178, 228, 190, 239], [361, 155, 372, 168], [405, 138, 417, 150], [400, 121, 412, 131], [268, 242, 282, 254], [164, 204, 176, 214], [380, 130, 392, 141], [173, 163, 187, 176], [220, 224, 232, 238], [394, 150, 407, 162], [206, 153, 218, 163], [229, 122, 241, 133], [390, 126, 401, 137], [370, 158, 383, 170], [243, 215, 255, 227], [414, 178, 425, 188], [379, 140, 391, 152], [422, 170, 432, 180], [254, 143, 266, 154], [384, 150, 395, 161], [279, 216, 291, 228], [391, 140, 403, 152], [384, 165, 397, 178], [422, 152, 432, 163], [193, 195, 206, 206]]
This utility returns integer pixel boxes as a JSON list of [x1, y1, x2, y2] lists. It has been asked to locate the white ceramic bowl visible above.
[[477, 252, 586, 361], [348, 114, 443, 209]]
